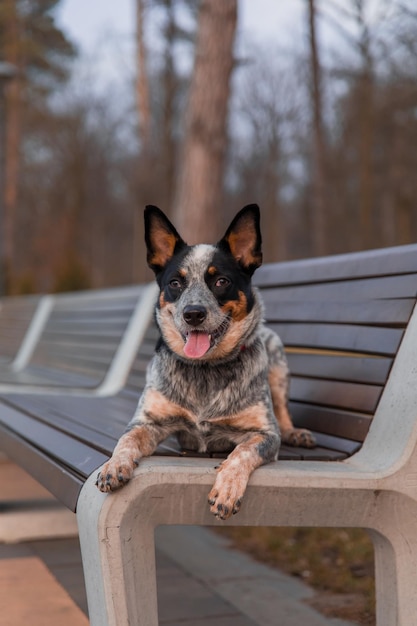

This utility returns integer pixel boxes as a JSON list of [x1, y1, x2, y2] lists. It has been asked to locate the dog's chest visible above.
[[150, 345, 268, 422]]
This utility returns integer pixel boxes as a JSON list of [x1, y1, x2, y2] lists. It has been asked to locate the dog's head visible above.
[[144, 204, 263, 361]]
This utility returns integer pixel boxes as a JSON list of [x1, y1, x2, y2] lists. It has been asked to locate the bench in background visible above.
[[0, 294, 42, 366], [0, 284, 156, 395]]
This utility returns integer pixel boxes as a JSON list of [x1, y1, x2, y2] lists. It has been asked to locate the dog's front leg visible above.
[[96, 389, 195, 493], [96, 421, 159, 492], [208, 430, 279, 520]]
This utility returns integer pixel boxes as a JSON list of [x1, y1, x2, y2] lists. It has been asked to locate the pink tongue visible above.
[[184, 331, 211, 358]]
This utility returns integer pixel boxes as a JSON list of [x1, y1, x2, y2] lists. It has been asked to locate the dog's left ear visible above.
[[218, 204, 262, 275], [144, 205, 187, 274]]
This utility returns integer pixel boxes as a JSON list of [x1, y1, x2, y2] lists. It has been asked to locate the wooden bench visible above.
[[0, 284, 156, 395], [1, 244, 417, 625]]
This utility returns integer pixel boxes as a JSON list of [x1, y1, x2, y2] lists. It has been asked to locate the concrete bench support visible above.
[[77, 301, 417, 626]]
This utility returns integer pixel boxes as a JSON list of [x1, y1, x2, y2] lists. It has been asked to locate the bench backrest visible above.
[[27, 285, 149, 389], [117, 245, 417, 463], [254, 244, 417, 460]]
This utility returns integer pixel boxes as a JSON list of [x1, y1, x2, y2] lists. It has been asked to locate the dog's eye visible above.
[[169, 278, 182, 290], [214, 277, 230, 289]]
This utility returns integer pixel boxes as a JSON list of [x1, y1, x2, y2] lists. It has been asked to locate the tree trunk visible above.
[[161, 0, 177, 210], [3, 0, 22, 292], [307, 0, 327, 257], [172, 0, 237, 244], [135, 0, 151, 154], [356, 1, 374, 249]]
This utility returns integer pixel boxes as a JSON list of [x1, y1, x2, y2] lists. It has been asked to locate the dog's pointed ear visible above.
[[217, 204, 262, 275], [144, 206, 186, 273]]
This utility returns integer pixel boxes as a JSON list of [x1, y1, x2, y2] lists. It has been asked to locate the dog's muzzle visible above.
[[181, 304, 230, 359], [183, 305, 207, 327]]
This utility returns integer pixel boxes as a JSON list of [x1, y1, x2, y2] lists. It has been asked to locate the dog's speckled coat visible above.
[[96, 205, 315, 519]]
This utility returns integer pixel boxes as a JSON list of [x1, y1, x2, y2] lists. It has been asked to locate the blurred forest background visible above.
[[1, 0, 417, 295]]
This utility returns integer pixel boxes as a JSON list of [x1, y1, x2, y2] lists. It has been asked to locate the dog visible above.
[[96, 204, 315, 520]]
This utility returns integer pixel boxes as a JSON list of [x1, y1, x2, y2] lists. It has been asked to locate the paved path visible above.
[[156, 525, 355, 626], [0, 458, 357, 625]]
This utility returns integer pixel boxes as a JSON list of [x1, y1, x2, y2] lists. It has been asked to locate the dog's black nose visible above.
[[183, 305, 207, 327]]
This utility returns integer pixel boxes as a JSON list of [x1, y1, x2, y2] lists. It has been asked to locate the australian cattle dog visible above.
[[96, 204, 315, 519]]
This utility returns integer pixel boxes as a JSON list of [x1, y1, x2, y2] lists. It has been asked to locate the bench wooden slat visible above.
[[262, 298, 415, 326], [38, 324, 131, 338], [33, 350, 123, 367], [290, 377, 382, 413], [271, 322, 404, 356], [38, 336, 128, 351], [280, 447, 348, 461], [289, 402, 372, 441], [0, 425, 84, 509], [11, 398, 119, 451], [255, 244, 417, 286], [0, 403, 109, 479], [258, 273, 417, 300], [52, 298, 140, 313], [286, 353, 392, 385], [41, 323, 132, 336], [0, 368, 99, 388], [51, 303, 138, 316]]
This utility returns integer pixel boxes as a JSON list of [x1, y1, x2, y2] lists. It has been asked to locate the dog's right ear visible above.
[[144, 206, 187, 274]]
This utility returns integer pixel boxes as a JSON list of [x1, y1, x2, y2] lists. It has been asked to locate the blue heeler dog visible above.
[[96, 204, 315, 519]]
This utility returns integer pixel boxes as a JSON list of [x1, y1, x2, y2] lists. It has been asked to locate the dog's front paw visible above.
[[208, 464, 248, 520], [281, 428, 316, 448], [96, 456, 138, 493]]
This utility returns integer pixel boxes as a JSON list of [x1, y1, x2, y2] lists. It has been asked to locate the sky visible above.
[[54, 0, 406, 96], [56, 1, 306, 49], [54, 0, 307, 85]]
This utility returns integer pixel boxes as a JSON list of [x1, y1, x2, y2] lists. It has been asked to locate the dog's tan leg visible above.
[[96, 425, 158, 492], [96, 389, 196, 492], [207, 431, 279, 520], [268, 364, 316, 448]]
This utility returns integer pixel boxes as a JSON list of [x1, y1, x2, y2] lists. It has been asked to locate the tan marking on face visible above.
[[204, 317, 248, 360], [143, 388, 196, 424], [207, 265, 217, 275], [158, 305, 186, 356], [179, 268, 187, 277], [221, 291, 248, 322]]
